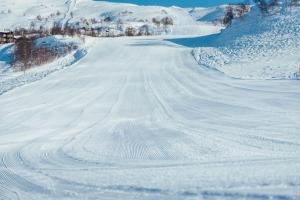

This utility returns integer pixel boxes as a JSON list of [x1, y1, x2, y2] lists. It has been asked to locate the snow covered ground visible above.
[[0, 1, 300, 200], [0, 0, 222, 36], [193, 6, 300, 80], [1, 35, 300, 199], [0, 0, 223, 95], [0, 35, 88, 96]]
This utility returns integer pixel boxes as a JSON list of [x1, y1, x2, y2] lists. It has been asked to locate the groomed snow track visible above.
[[0, 36, 300, 199]]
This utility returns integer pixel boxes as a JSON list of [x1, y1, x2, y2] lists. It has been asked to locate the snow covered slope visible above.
[[0, 0, 221, 36], [189, 5, 229, 23], [0, 1, 300, 200], [193, 5, 300, 79], [0, 0, 224, 95], [0, 35, 88, 96], [0, 0, 70, 30], [1, 35, 300, 199]]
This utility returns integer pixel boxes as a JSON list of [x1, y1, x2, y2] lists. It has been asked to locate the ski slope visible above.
[[0, 35, 300, 199]]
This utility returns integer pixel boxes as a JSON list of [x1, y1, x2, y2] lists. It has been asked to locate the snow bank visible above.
[[0, 48, 87, 96], [0, 36, 87, 96], [193, 6, 300, 80]]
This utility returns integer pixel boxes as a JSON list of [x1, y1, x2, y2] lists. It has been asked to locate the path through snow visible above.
[[0, 36, 300, 199]]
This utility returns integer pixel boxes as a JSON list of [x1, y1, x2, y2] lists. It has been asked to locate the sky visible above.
[[98, 0, 246, 7]]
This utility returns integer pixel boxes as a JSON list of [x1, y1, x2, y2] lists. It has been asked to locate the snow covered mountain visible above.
[[0, 0, 222, 36]]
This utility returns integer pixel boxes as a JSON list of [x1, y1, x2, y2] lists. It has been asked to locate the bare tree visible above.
[[152, 18, 161, 27], [36, 15, 42, 21], [223, 6, 234, 26], [161, 17, 174, 26], [12, 35, 79, 71], [138, 25, 151, 36], [125, 26, 136, 36], [51, 22, 63, 35], [12, 37, 34, 71]]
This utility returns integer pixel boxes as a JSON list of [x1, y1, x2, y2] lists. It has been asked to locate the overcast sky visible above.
[[99, 0, 246, 7]]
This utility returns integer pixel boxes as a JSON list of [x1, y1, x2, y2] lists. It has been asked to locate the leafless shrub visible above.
[[51, 22, 64, 35], [222, 3, 251, 26], [30, 22, 36, 31], [90, 18, 98, 24], [223, 6, 234, 26], [152, 17, 174, 27], [65, 26, 77, 36], [138, 25, 151, 36], [161, 9, 168, 15], [36, 15, 42, 21], [235, 3, 251, 17], [125, 26, 136, 36], [104, 16, 113, 22], [161, 17, 174, 26], [12, 36, 78, 71], [12, 37, 35, 71], [152, 17, 161, 27]]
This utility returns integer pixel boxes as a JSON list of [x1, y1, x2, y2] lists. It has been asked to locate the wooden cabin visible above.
[[0, 31, 15, 44]]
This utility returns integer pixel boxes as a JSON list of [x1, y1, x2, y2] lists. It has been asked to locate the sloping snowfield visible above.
[[193, 7, 300, 80], [0, 35, 300, 199], [1, 0, 300, 199]]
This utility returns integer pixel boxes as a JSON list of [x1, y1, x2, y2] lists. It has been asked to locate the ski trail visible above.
[[0, 37, 300, 199]]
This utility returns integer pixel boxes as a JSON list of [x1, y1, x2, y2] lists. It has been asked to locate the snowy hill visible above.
[[189, 5, 229, 23], [1, 1, 300, 200], [193, 5, 300, 79], [1, 34, 300, 200], [0, 0, 222, 36], [0, 0, 226, 95], [0, 0, 69, 30]]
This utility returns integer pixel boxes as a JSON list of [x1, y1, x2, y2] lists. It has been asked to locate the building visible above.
[[0, 31, 15, 44]]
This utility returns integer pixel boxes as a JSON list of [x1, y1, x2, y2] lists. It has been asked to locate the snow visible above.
[[0, 1, 300, 200], [193, 6, 300, 80], [34, 35, 81, 49], [0, 0, 69, 30], [190, 5, 228, 22], [0, 0, 222, 36], [0, 34, 300, 199], [66, 0, 221, 36], [0, 36, 88, 96]]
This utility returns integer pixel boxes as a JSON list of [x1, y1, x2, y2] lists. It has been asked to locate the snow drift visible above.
[[193, 5, 300, 80], [0, 36, 87, 96]]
